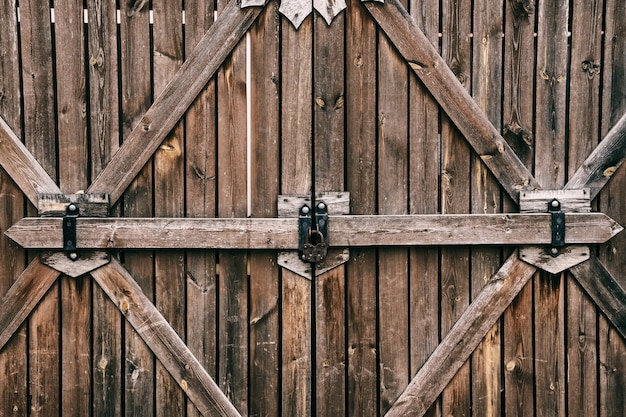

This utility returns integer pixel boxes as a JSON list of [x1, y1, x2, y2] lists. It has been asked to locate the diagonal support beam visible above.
[[565, 112, 626, 199], [0, 259, 61, 351], [0, 116, 61, 206], [569, 254, 626, 340], [86, 0, 262, 205], [90, 259, 241, 417], [364, 0, 541, 203], [385, 251, 537, 417]]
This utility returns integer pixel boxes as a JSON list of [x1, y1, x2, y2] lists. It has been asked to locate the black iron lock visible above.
[[298, 201, 329, 263], [63, 203, 79, 261], [548, 199, 565, 257]]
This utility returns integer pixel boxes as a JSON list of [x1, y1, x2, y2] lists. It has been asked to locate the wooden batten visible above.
[[38, 193, 110, 217]]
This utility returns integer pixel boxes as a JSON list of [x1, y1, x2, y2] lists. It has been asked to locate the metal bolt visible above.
[[550, 199, 559, 209], [69, 252, 79, 261], [68, 203, 78, 213], [550, 247, 559, 256], [317, 202, 326, 210], [301, 205, 310, 215]]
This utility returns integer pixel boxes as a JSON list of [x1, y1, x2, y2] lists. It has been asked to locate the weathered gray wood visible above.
[[7, 213, 622, 249], [86, 0, 262, 205], [565, 112, 626, 199], [385, 252, 537, 417], [519, 245, 590, 274], [364, 0, 541, 203], [519, 189, 591, 213], [0, 116, 61, 206], [38, 193, 109, 217], [90, 259, 242, 417], [40, 251, 110, 277], [0, 259, 60, 351]]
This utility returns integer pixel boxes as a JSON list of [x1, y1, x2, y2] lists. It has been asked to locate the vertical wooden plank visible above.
[[377, 1, 409, 411], [88, 1, 122, 415], [566, 1, 603, 415], [470, 2, 503, 416], [534, 2, 568, 416], [439, 0, 471, 415], [19, 2, 60, 416], [153, 2, 186, 416], [313, 9, 346, 417], [54, 2, 92, 415], [184, 2, 218, 417], [248, 2, 281, 416], [119, 1, 155, 415], [0, 1, 27, 415], [216, 2, 248, 409], [599, 1, 626, 416], [345, 0, 378, 415], [281, 14, 313, 417], [407, 1, 439, 416], [502, 1, 535, 415]]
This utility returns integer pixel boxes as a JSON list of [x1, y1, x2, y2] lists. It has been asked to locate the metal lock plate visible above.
[[298, 202, 329, 263]]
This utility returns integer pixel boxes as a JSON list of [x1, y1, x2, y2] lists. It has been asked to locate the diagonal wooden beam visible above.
[[385, 251, 537, 417], [90, 259, 241, 417], [0, 116, 61, 206], [86, 0, 262, 206], [364, 0, 541, 203], [569, 254, 626, 340], [0, 259, 61, 351], [565, 112, 626, 199]]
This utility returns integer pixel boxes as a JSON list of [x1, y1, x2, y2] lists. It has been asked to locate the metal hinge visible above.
[[298, 201, 329, 263], [548, 198, 565, 257], [63, 203, 80, 261]]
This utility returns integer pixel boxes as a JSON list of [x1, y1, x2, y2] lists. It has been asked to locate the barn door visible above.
[[2, 0, 626, 416]]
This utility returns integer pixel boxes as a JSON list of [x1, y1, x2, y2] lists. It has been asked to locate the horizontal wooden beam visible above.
[[0, 116, 61, 206], [0, 259, 60, 351], [6, 213, 622, 249], [364, 0, 541, 203], [385, 252, 537, 417], [86, 0, 262, 205], [569, 255, 626, 340], [565, 111, 626, 199], [91, 259, 241, 417]]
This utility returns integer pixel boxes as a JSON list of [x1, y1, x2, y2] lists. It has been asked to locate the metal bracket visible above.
[[548, 199, 565, 256], [63, 203, 79, 261], [298, 201, 329, 263]]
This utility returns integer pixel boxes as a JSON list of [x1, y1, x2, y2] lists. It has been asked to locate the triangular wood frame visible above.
[[1, 0, 626, 416]]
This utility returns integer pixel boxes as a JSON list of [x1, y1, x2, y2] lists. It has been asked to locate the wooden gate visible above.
[[1, 0, 626, 416]]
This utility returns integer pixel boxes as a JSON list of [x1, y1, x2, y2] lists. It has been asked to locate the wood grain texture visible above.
[[91, 259, 242, 417], [87, 0, 262, 205], [385, 253, 537, 417], [364, 0, 541, 203]]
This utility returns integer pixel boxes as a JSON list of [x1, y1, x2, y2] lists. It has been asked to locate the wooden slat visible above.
[[90, 259, 241, 417], [248, 2, 281, 415], [153, 2, 186, 414], [0, 117, 61, 205], [86, 0, 262, 205], [364, 0, 541, 203], [385, 252, 537, 417], [565, 112, 626, 199], [0, 259, 60, 351], [183, 2, 218, 417], [7, 212, 622, 249]]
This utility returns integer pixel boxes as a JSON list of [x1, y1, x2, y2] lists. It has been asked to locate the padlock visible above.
[[301, 230, 328, 263]]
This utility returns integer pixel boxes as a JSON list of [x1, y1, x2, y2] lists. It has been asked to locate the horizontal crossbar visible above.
[[6, 213, 622, 250]]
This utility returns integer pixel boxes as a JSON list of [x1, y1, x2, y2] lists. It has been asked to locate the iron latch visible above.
[[63, 203, 79, 261], [298, 201, 329, 263], [548, 199, 565, 257]]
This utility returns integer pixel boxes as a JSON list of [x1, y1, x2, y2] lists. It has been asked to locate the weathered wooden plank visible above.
[[7, 212, 622, 249], [364, 0, 541, 203], [183, 2, 218, 417], [407, 1, 440, 416], [91, 259, 242, 417], [38, 194, 109, 217], [0, 117, 61, 206], [313, 8, 347, 416], [439, 0, 472, 414], [0, 260, 60, 352], [470, 1, 504, 415], [117, 2, 155, 415], [87, 0, 261, 206], [153, 2, 186, 415], [0, 1, 27, 414], [248, 2, 281, 415], [502, 2, 536, 414], [345, 0, 378, 414], [385, 252, 537, 417], [519, 189, 591, 213], [281, 12, 313, 416]]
